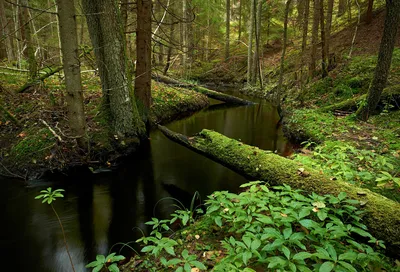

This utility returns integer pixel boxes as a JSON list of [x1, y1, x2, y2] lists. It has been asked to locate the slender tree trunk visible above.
[[20, 0, 37, 79], [56, 0, 87, 148], [338, 0, 346, 16], [238, 0, 242, 41], [300, 0, 310, 87], [277, 0, 292, 102], [326, 0, 334, 70], [366, 0, 374, 24], [163, 15, 174, 75], [0, 0, 14, 60], [320, 0, 328, 78], [82, 0, 145, 139], [247, 0, 255, 86], [225, 0, 230, 60], [186, 0, 193, 70], [181, 0, 187, 73], [135, 0, 153, 128], [251, 0, 262, 86], [357, 0, 400, 121], [309, 0, 320, 78]]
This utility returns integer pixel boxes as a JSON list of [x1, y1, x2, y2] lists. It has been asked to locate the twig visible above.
[[40, 119, 64, 142]]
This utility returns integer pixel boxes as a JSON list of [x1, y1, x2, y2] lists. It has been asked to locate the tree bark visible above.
[[320, 0, 328, 78], [366, 0, 374, 24], [300, 0, 310, 87], [21, 0, 37, 79], [277, 0, 292, 102], [238, 0, 242, 41], [158, 126, 400, 256], [338, 0, 347, 16], [247, 0, 255, 86], [56, 0, 87, 148], [251, 0, 262, 87], [309, 0, 320, 78], [82, 0, 145, 139], [357, 0, 400, 121], [326, 0, 334, 70], [135, 0, 153, 128], [181, 0, 187, 73], [0, 0, 14, 60], [225, 0, 230, 60]]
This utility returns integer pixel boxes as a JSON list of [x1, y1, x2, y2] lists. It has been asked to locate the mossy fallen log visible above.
[[319, 85, 400, 112], [158, 125, 400, 255], [152, 74, 254, 105], [17, 66, 63, 93]]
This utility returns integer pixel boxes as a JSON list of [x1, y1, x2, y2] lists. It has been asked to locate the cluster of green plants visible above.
[[293, 141, 400, 201], [118, 182, 392, 272]]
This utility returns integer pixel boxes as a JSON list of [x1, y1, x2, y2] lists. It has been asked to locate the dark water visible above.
[[1, 92, 291, 272]]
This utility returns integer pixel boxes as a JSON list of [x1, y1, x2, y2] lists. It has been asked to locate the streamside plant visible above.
[[35, 187, 75, 272]]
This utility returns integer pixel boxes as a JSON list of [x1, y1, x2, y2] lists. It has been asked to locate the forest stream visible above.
[[1, 91, 292, 272]]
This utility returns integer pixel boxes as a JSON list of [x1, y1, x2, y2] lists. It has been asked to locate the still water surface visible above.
[[1, 92, 291, 271]]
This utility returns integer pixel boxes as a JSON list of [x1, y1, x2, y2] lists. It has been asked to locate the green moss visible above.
[[10, 128, 55, 165]]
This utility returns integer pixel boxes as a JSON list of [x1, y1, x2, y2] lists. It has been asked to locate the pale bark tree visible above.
[[247, 0, 255, 86], [225, 0, 230, 60], [357, 0, 400, 121], [135, 0, 153, 128], [82, 0, 145, 139], [309, 0, 320, 77], [56, 0, 87, 148], [251, 0, 262, 86], [181, 0, 187, 72], [277, 0, 292, 101]]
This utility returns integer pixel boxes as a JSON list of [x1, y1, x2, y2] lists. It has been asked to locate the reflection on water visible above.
[[1, 93, 291, 271]]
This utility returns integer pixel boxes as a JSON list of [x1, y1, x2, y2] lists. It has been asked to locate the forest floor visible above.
[[0, 71, 209, 180]]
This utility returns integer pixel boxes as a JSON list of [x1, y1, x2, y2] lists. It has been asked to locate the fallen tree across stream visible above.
[[158, 125, 400, 255], [152, 74, 254, 105]]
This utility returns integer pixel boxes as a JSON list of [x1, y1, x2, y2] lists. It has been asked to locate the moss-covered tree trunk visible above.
[[82, 0, 145, 139], [56, 0, 87, 148], [135, 0, 153, 128], [356, 0, 400, 121], [158, 126, 400, 255]]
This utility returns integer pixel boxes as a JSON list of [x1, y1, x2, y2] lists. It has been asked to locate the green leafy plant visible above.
[[160, 249, 207, 272], [35, 187, 75, 272], [86, 253, 125, 272]]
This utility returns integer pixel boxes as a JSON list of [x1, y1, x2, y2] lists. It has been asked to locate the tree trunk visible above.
[[0, 0, 14, 60], [338, 0, 347, 16], [82, 0, 145, 139], [238, 0, 242, 41], [163, 16, 174, 75], [309, 0, 320, 78], [357, 0, 400, 121], [120, 0, 130, 59], [326, 0, 334, 70], [135, 0, 153, 128], [320, 0, 328, 78], [181, 0, 187, 73], [21, 0, 37, 79], [225, 0, 230, 60], [251, 0, 262, 87], [247, 0, 255, 86], [158, 126, 400, 256], [56, 0, 87, 148], [277, 0, 292, 102], [300, 0, 310, 88], [366, 0, 374, 24]]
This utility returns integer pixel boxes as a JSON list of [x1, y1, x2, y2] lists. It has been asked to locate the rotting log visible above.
[[319, 85, 400, 112], [158, 125, 400, 255], [152, 74, 254, 105], [17, 66, 63, 93]]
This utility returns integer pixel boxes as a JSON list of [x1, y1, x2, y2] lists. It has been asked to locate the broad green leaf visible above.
[[326, 244, 337, 261], [266, 256, 286, 268], [338, 192, 347, 201], [250, 239, 261, 251], [165, 246, 176, 256], [317, 211, 328, 221], [283, 227, 293, 239], [141, 245, 155, 253], [243, 251, 252, 265], [299, 219, 316, 229], [338, 261, 357, 272], [167, 258, 182, 266], [293, 252, 313, 261], [96, 255, 106, 263], [214, 216, 222, 227], [299, 208, 311, 219], [281, 246, 290, 259], [319, 261, 335, 272], [243, 236, 252, 249], [191, 261, 207, 269], [108, 263, 119, 272], [338, 251, 357, 261], [184, 262, 191, 272], [86, 261, 101, 268]]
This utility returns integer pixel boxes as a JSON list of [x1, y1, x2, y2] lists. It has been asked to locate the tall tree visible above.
[[326, 0, 334, 69], [0, 0, 14, 60], [82, 0, 145, 139], [277, 0, 292, 101], [247, 0, 255, 86], [320, 0, 328, 78], [309, 0, 320, 77], [338, 0, 346, 16], [56, 0, 87, 148], [135, 0, 153, 128], [357, 0, 400, 121], [225, 0, 230, 60], [366, 0, 374, 24], [21, 0, 37, 79], [251, 0, 263, 86], [181, 0, 187, 72], [238, 0, 242, 41], [300, 0, 310, 87]]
